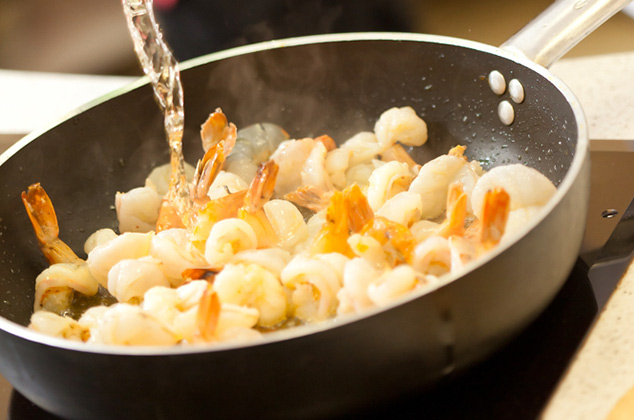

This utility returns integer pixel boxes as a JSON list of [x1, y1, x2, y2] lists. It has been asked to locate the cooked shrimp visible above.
[[411, 236, 452, 277], [107, 256, 170, 304], [262, 199, 309, 252], [367, 264, 418, 306], [213, 263, 287, 328], [230, 247, 292, 279], [149, 228, 207, 286], [207, 171, 249, 200], [84, 228, 118, 254], [339, 132, 382, 167], [336, 257, 382, 315], [408, 146, 469, 219], [224, 122, 289, 184], [375, 191, 423, 228], [29, 311, 88, 341], [360, 216, 417, 266], [374, 106, 428, 150], [204, 218, 257, 268], [281, 253, 346, 322], [366, 160, 413, 211], [34, 263, 100, 314], [115, 186, 162, 233], [325, 147, 351, 190], [471, 164, 556, 221], [22, 183, 100, 314], [22, 183, 81, 265], [145, 161, 195, 197], [86, 232, 153, 287], [310, 190, 353, 257], [87, 303, 179, 346]]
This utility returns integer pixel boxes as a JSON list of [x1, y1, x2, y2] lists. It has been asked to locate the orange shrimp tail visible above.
[[197, 284, 221, 342], [343, 184, 374, 233], [311, 190, 354, 257], [200, 108, 237, 154], [190, 189, 248, 250], [379, 143, 420, 170], [238, 208, 277, 249], [244, 160, 279, 214], [192, 140, 226, 201], [448, 145, 468, 160], [361, 216, 416, 265], [479, 187, 510, 250], [21, 183, 80, 265], [314, 134, 336, 152], [156, 200, 187, 232], [438, 182, 467, 238], [182, 268, 218, 283], [284, 185, 331, 213]]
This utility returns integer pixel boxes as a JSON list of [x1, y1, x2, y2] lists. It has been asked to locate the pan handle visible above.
[[501, 0, 631, 68]]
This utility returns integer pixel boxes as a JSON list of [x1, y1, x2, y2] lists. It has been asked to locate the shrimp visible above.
[[213, 263, 287, 328], [115, 186, 162, 233], [262, 199, 309, 252], [407, 145, 470, 219], [336, 257, 382, 315], [366, 160, 414, 211], [359, 216, 417, 266], [149, 228, 207, 286], [22, 183, 100, 314], [367, 264, 418, 306], [107, 256, 170, 304], [86, 303, 179, 346], [83, 228, 118, 254], [34, 263, 100, 314], [204, 218, 258, 268], [280, 253, 347, 322], [375, 191, 423, 228], [272, 138, 334, 200], [374, 106, 428, 150], [224, 122, 289, 183], [29, 311, 89, 341], [86, 232, 153, 287], [192, 160, 279, 252], [471, 164, 557, 237]]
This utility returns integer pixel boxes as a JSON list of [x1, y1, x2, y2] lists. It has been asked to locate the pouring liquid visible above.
[[121, 0, 191, 215]]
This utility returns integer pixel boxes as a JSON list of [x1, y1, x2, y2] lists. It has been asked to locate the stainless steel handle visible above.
[[501, 0, 632, 67]]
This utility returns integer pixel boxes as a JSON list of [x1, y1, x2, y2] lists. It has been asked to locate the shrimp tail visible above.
[[197, 284, 221, 342], [343, 183, 374, 233], [200, 108, 237, 154], [438, 182, 467, 238], [479, 187, 510, 250], [21, 183, 81, 265]]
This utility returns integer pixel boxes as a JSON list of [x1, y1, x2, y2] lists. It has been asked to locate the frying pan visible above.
[[0, 1, 627, 418]]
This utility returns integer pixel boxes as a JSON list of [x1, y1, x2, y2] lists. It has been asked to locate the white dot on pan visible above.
[[509, 79, 525, 103], [488, 70, 506, 95], [498, 100, 515, 125]]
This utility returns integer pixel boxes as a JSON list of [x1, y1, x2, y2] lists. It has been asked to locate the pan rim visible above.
[[0, 31, 589, 356]]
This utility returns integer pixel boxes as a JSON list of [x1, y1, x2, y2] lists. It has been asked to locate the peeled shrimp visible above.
[[336, 257, 382, 315], [115, 186, 162, 233], [84, 228, 118, 254], [262, 199, 309, 252], [374, 106, 428, 150], [86, 232, 153, 287], [224, 122, 289, 183], [366, 160, 413, 211], [375, 191, 423, 227], [213, 263, 287, 328], [107, 256, 170, 304], [367, 264, 418, 306], [86, 303, 178, 346], [149, 228, 207, 286], [471, 164, 556, 222], [408, 146, 470, 219], [29, 311, 88, 341], [281, 253, 346, 322], [204, 218, 258, 268]]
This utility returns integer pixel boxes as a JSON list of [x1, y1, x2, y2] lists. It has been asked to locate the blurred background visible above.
[[1, 0, 633, 76]]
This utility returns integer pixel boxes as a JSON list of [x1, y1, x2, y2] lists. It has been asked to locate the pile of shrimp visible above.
[[23, 106, 557, 346]]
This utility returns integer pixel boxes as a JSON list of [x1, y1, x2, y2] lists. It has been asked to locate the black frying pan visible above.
[[0, 1, 626, 418]]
